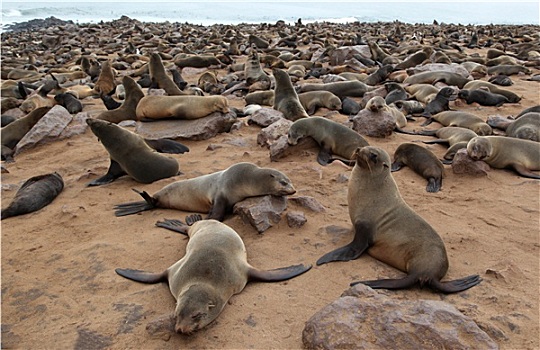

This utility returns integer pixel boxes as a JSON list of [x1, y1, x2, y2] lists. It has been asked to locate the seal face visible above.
[[316, 146, 481, 293], [1, 172, 64, 219], [116, 216, 311, 334]]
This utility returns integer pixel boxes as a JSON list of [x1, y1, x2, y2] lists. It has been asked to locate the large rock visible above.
[[257, 118, 292, 148], [451, 149, 490, 176], [351, 109, 395, 138], [14, 105, 73, 155], [329, 45, 371, 66], [303, 284, 498, 350], [247, 107, 284, 127], [233, 195, 288, 233], [269, 135, 318, 161], [59, 111, 90, 139], [135, 111, 237, 141]]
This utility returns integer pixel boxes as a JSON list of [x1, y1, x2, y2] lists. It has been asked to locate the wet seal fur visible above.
[[86, 119, 186, 186], [116, 215, 311, 334], [136, 95, 229, 120], [467, 136, 540, 179], [114, 162, 296, 221], [317, 146, 482, 293], [288, 116, 369, 165], [1, 172, 64, 220], [391, 143, 445, 192]]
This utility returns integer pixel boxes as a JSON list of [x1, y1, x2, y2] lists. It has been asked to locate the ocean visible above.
[[1, 1, 539, 30]]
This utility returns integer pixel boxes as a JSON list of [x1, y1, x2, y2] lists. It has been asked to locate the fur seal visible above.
[[272, 68, 309, 121], [467, 136, 540, 179], [405, 84, 440, 104], [97, 76, 144, 123], [54, 92, 83, 114], [458, 89, 509, 107], [288, 116, 369, 165], [298, 80, 374, 99], [116, 215, 311, 334], [462, 80, 521, 103], [419, 127, 478, 160], [423, 111, 492, 135], [391, 143, 444, 192], [1, 172, 64, 220], [340, 97, 361, 116], [421, 87, 458, 116], [1, 106, 51, 161], [365, 96, 408, 129], [403, 71, 471, 88], [384, 82, 408, 105], [317, 146, 481, 293], [86, 119, 186, 186], [136, 95, 229, 120], [488, 112, 540, 142], [1, 97, 21, 113], [487, 65, 531, 76], [114, 162, 296, 220], [149, 53, 184, 96], [245, 90, 274, 106], [174, 54, 225, 69], [488, 75, 513, 86], [93, 59, 116, 96], [516, 105, 540, 118], [297, 91, 342, 115]]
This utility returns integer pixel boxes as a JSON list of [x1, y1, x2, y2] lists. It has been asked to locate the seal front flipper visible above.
[[115, 268, 168, 284], [391, 160, 404, 172], [316, 147, 333, 166], [316, 222, 372, 266], [247, 264, 312, 282], [87, 159, 127, 186], [426, 177, 442, 193], [350, 274, 417, 289], [429, 274, 482, 293], [114, 189, 158, 216], [155, 219, 189, 235], [144, 138, 190, 154], [206, 195, 230, 221]]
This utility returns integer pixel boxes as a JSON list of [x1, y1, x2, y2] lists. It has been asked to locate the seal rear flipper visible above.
[[114, 189, 158, 216], [87, 159, 126, 186], [248, 264, 312, 282], [115, 268, 168, 284], [421, 117, 434, 126], [350, 274, 417, 289], [155, 219, 189, 235], [426, 178, 442, 193], [429, 274, 482, 293], [317, 221, 371, 266], [512, 164, 540, 179], [391, 161, 404, 172], [17, 82, 31, 99], [144, 138, 190, 154], [394, 127, 417, 135]]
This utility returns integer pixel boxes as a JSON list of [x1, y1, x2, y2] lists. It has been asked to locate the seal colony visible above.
[[1, 14, 539, 349]]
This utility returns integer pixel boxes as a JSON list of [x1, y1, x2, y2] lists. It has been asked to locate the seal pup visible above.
[[149, 53, 184, 95], [54, 92, 83, 114], [97, 76, 144, 123], [1, 172, 64, 220], [423, 111, 492, 136], [116, 215, 311, 334], [462, 80, 521, 103], [467, 136, 540, 179], [1, 106, 52, 161], [384, 82, 408, 105], [114, 162, 296, 220], [297, 91, 342, 115], [86, 119, 186, 186], [421, 87, 458, 117], [136, 95, 229, 120], [488, 75, 513, 86], [287, 116, 369, 165], [272, 68, 309, 121], [317, 146, 481, 293], [458, 89, 509, 107], [340, 97, 361, 116], [391, 143, 445, 193]]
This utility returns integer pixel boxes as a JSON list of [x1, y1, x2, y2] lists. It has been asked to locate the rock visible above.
[[257, 118, 292, 147], [269, 135, 318, 161], [288, 196, 326, 212], [350, 109, 395, 138], [248, 107, 284, 127], [14, 105, 73, 155], [135, 111, 237, 141], [409, 63, 471, 78], [451, 149, 490, 176], [329, 45, 371, 66], [303, 284, 498, 350], [59, 112, 90, 139], [233, 195, 288, 233], [145, 313, 175, 341], [118, 120, 137, 128], [286, 211, 307, 228]]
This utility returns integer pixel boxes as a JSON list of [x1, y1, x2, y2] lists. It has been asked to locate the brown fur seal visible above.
[[272, 68, 309, 121], [403, 71, 471, 88], [288, 116, 369, 165], [423, 111, 492, 135], [97, 76, 144, 123], [467, 136, 540, 179], [244, 48, 271, 87], [1, 106, 51, 161], [1, 172, 64, 220], [136, 95, 229, 120], [1, 97, 21, 113], [114, 162, 296, 220], [421, 87, 458, 117], [149, 53, 184, 95], [458, 89, 509, 107], [116, 215, 311, 334], [365, 96, 408, 129], [298, 80, 374, 99], [391, 143, 444, 192], [54, 92, 83, 114], [384, 82, 408, 105], [317, 146, 481, 293], [245, 90, 275, 106], [462, 80, 521, 103], [86, 119, 186, 186], [488, 113, 540, 142], [419, 127, 478, 160], [174, 54, 225, 69], [93, 59, 116, 96], [297, 91, 342, 115], [405, 84, 440, 104]]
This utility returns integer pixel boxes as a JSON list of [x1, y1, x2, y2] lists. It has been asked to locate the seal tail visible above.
[[115, 268, 168, 284], [114, 189, 158, 217], [248, 264, 312, 282]]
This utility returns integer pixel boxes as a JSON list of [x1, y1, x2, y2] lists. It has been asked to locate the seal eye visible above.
[[191, 312, 205, 321], [369, 152, 378, 164]]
